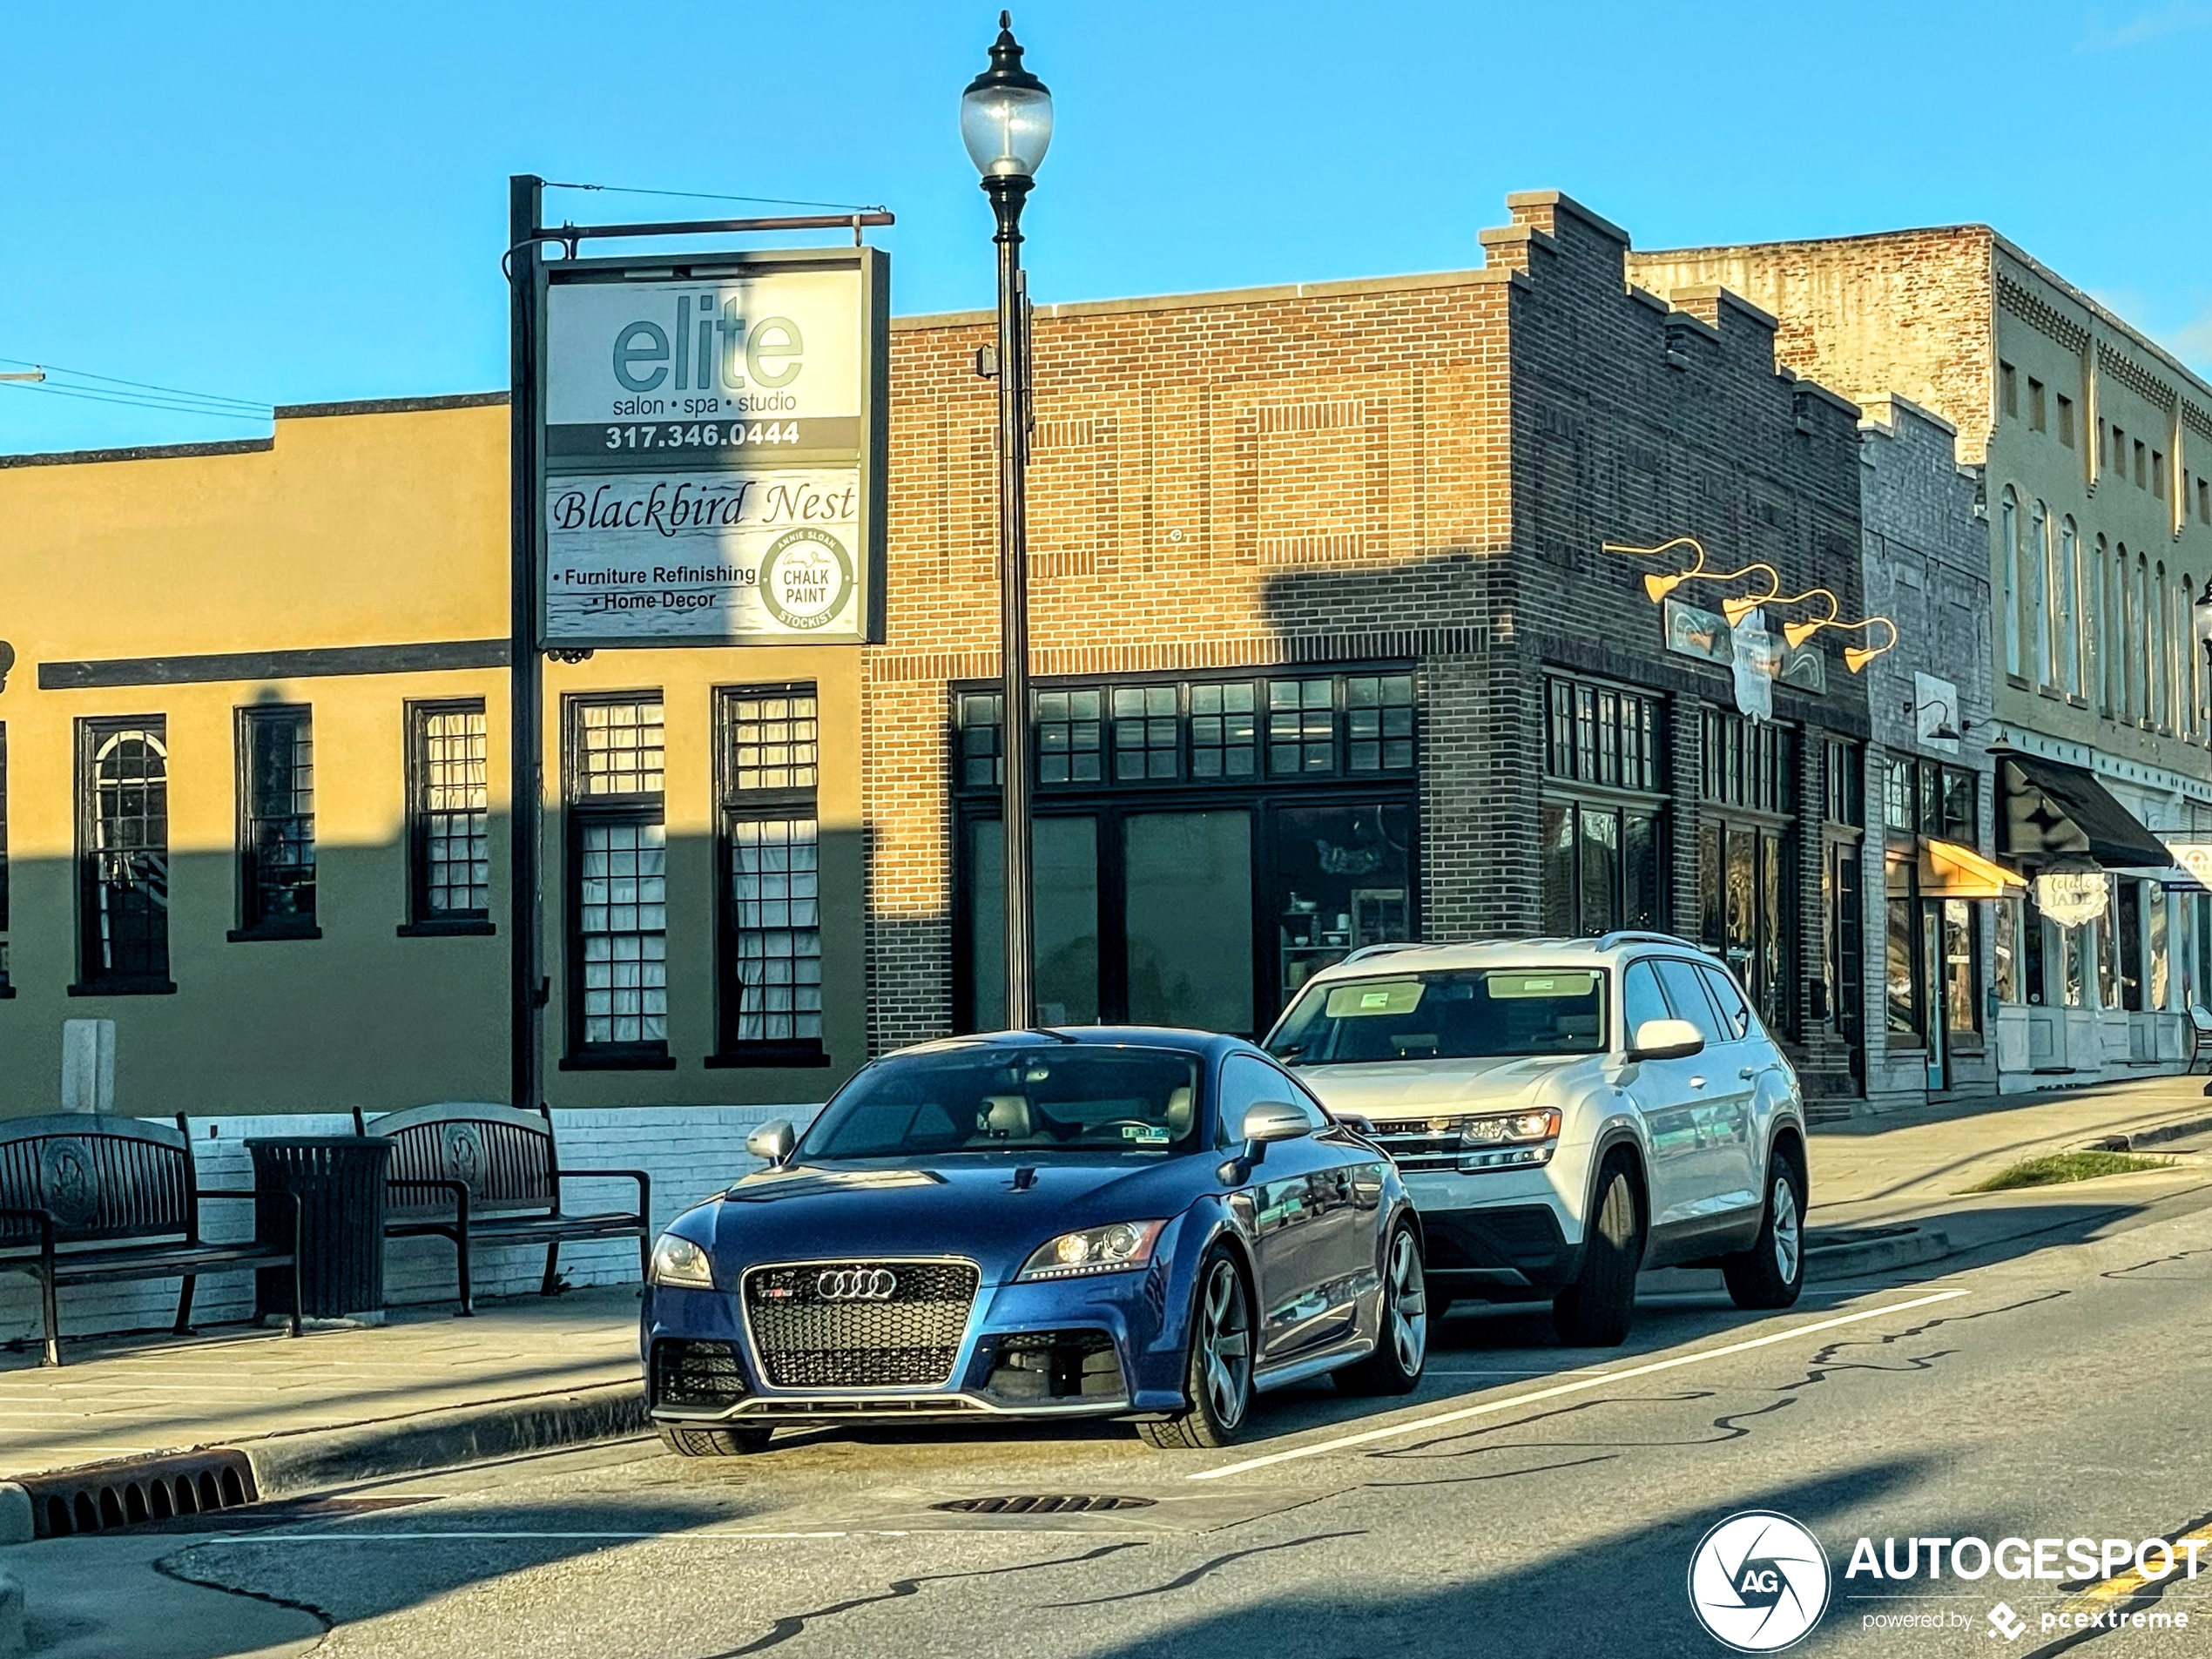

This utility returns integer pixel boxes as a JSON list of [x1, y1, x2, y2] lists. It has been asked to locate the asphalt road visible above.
[[21, 1179, 2212, 1659]]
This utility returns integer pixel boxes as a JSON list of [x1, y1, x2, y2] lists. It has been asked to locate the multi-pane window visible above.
[[1548, 677, 1661, 792], [77, 718, 171, 991], [407, 700, 490, 928], [1113, 685, 1178, 780], [1824, 739, 1865, 826], [1702, 710, 1797, 813], [0, 724, 10, 993], [954, 671, 1413, 792], [717, 685, 824, 1058], [1268, 678, 1337, 775], [567, 697, 667, 1056], [1885, 755, 1978, 845], [1190, 682, 1258, 779], [236, 706, 316, 937], [1038, 690, 1103, 785]]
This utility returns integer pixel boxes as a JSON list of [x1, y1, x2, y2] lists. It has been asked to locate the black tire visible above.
[[1139, 1248, 1255, 1450], [1553, 1155, 1643, 1347], [658, 1423, 772, 1458], [1338, 1221, 1428, 1396], [1723, 1143, 1807, 1311]]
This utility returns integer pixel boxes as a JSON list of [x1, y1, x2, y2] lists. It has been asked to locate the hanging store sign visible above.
[[2033, 869, 2108, 929], [536, 248, 887, 648], [1662, 598, 1825, 719]]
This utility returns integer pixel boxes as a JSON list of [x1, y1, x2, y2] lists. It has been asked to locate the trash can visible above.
[[246, 1136, 392, 1321]]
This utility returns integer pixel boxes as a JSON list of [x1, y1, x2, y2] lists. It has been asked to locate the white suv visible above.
[[1262, 932, 1809, 1346]]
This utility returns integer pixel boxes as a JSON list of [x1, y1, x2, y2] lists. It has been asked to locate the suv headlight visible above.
[[648, 1233, 715, 1289], [1016, 1219, 1167, 1281], [1458, 1109, 1561, 1172]]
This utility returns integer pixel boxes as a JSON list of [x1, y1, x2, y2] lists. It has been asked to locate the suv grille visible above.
[[651, 1339, 748, 1412], [744, 1261, 980, 1389], [1367, 1118, 1471, 1172]]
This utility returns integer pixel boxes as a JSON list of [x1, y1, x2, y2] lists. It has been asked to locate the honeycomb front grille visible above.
[[651, 1339, 748, 1411], [744, 1260, 980, 1388]]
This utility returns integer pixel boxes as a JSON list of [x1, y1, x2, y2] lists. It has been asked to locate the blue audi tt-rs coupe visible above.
[[641, 1028, 1427, 1453]]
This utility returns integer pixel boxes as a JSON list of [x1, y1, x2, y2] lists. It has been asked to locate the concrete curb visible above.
[[0, 1566, 20, 1659], [1804, 1226, 1953, 1280], [0, 1486, 28, 1548], [2082, 1109, 2212, 1151], [243, 1382, 651, 1500]]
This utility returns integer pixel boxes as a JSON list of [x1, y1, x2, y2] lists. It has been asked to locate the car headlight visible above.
[[648, 1233, 715, 1289], [1458, 1109, 1561, 1172], [1016, 1219, 1168, 1281]]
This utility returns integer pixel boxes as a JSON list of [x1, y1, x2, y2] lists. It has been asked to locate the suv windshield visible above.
[[1267, 969, 1608, 1064], [798, 1046, 1204, 1159]]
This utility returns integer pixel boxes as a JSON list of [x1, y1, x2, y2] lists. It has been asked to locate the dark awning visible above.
[[2000, 752, 2174, 868]]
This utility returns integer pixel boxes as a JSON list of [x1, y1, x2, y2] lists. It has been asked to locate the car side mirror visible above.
[[746, 1119, 795, 1165], [1628, 1018, 1704, 1062], [1241, 1101, 1314, 1145]]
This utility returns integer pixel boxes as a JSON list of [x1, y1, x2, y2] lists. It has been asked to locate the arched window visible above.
[[86, 724, 171, 983], [2000, 489, 2021, 678], [2058, 516, 2080, 695], [2093, 532, 2111, 715], [2130, 549, 2147, 721], [2029, 501, 2051, 685], [2155, 559, 2171, 729]]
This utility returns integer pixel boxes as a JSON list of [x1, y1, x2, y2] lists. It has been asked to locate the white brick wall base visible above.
[[0, 1103, 824, 1352]]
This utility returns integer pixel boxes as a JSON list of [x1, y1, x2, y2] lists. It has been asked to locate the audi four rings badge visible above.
[[816, 1268, 899, 1300]]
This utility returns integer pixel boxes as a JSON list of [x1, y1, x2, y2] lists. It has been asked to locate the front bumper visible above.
[[642, 1272, 1190, 1424], [1404, 1165, 1586, 1298]]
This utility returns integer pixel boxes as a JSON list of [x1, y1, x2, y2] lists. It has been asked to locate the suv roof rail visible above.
[[1339, 941, 1425, 966], [1596, 930, 1699, 951]]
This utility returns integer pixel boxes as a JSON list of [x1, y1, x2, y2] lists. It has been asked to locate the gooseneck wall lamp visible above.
[[963, 12, 1053, 1030]]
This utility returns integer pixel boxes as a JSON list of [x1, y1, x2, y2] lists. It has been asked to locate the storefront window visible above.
[[1131, 812, 1253, 1030], [1994, 898, 2019, 1004], [1541, 673, 1667, 938], [1885, 894, 1919, 1037], [1274, 803, 1411, 1008], [2149, 887, 2171, 1009]]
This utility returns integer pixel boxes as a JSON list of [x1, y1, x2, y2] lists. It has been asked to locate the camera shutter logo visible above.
[[816, 1268, 899, 1301], [760, 529, 855, 631], [1687, 1511, 1831, 1652]]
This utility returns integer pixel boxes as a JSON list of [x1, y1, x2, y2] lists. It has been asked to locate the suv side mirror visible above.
[[746, 1119, 796, 1164], [1241, 1101, 1314, 1145], [1628, 1018, 1704, 1062]]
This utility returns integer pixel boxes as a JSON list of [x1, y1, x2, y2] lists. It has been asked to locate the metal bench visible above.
[[0, 1114, 300, 1367], [352, 1103, 649, 1316]]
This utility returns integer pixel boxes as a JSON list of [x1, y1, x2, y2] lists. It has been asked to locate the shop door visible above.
[[1123, 811, 1255, 1035], [1920, 906, 1946, 1091]]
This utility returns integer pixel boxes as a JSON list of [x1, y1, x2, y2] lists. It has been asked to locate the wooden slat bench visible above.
[[0, 1114, 300, 1366], [352, 1103, 649, 1316]]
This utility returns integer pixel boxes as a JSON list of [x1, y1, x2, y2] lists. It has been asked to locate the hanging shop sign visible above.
[[1662, 598, 1825, 719], [2033, 868, 2108, 929], [536, 247, 888, 648]]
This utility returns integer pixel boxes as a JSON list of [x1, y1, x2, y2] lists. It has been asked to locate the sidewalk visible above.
[[5, 1073, 2212, 1537]]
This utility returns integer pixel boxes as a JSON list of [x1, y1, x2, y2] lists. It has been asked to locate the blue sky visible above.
[[3, 0, 2208, 454]]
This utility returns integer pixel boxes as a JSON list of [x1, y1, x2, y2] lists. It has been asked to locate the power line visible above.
[[0, 355, 268, 412], [542, 180, 888, 215], [0, 380, 271, 422]]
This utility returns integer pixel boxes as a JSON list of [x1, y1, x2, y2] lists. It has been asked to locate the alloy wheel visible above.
[[1386, 1229, 1427, 1374], [1771, 1175, 1802, 1283], [1199, 1259, 1251, 1428]]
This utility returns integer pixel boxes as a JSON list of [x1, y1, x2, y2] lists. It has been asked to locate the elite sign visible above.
[[537, 247, 887, 647]]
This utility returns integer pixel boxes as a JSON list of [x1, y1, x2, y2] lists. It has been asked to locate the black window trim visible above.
[[0, 721, 11, 997], [400, 695, 496, 938], [230, 702, 321, 943], [562, 691, 670, 1068], [71, 713, 177, 996]]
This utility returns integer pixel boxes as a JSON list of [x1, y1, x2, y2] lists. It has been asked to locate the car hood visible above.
[[1291, 1053, 1601, 1116], [692, 1154, 1204, 1283]]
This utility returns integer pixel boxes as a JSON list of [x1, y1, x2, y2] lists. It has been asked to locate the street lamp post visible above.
[[962, 11, 1053, 1030]]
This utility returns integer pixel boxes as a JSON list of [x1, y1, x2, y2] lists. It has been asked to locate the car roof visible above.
[[1291, 933, 1719, 987], [888, 1026, 1255, 1062]]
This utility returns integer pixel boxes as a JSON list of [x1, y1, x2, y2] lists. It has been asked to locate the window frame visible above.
[[401, 698, 495, 937], [0, 722, 11, 997], [72, 715, 176, 996], [228, 704, 320, 943], [711, 681, 829, 1069], [560, 691, 673, 1070]]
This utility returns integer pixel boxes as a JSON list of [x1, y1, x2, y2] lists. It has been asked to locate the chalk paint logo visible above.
[[1689, 1511, 1831, 1652], [759, 528, 854, 631]]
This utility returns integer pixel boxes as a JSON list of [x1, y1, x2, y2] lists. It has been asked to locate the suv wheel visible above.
[[1337, 1222, 1427, 1396], [1139, 1249, 1253, 1449], [1553, 1154, 1642, 1347], [1723, 1143, 1807, 1310], [658, 1424, 772, 1458]]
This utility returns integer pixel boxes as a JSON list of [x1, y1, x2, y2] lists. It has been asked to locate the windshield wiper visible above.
[[1271, 1043, 1309, 1066], [1019, 1026, 1082, 1044]]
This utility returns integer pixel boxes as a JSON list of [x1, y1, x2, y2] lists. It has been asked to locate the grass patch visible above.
[[1966, 1150, 2175, 1193]]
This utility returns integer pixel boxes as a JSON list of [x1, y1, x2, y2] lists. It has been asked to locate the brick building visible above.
[[1629, 231, 2212, 1088], [865, 191, 1875, 1097]]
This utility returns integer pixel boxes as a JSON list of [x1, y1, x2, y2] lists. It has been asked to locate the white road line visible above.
[[211, 1530, 862, 1544], [1190, 1290, 1969, 1482]]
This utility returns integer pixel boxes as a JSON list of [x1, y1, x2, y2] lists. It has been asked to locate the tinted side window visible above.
[[1699, 964, 1757, 1041], [1220, 1054, 1323, 1144], [1653, 958, 1724, 1045], [1621, 962, 1670, 1047]]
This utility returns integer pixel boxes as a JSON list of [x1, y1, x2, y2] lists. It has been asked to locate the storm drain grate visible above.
[[933, 1494, 1157, 1515], [23, 1448, 258, 1539]]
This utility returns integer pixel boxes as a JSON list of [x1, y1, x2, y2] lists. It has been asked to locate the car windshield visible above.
[[1266, 968, 1608, 1064], [798, 1046, 1205, 1159]]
